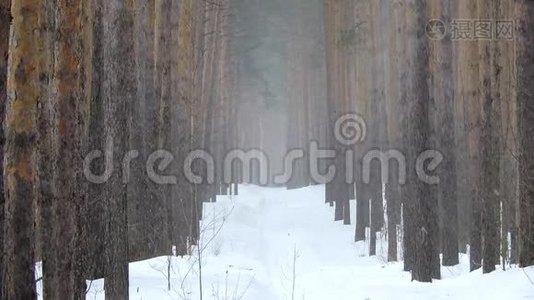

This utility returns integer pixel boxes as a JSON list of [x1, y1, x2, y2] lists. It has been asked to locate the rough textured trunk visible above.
[[0, 0, 10, 296], [323, 0, 335, 208], [324, 1, 343, 213], [36, 0, 57, 296], [52, 0, 87, 296], [173, 0, 195, 256], [197, 0, 217, 212], [3, 0, 40, 297], [384, 0, 404, 263], [143, 0, 165, 257], [427, 0, 459, 266], [453, 0, 483, 272], [83, 0, 106, 279], [451, 0, 469, 255], [156, 0, 173, 255], [400, 0, 416, 273], [338, 0, 352, 225], [517, 0, 534, 268], [128, 0, 152, 261], [367, 0, 387, 257], [495, 0, 515, 269], [102, 0, 135, 297], [189, 0, 206, 243], [328, 0, 352, 224], [78, 0, 95, 285], [410, 0, 440, 282], [478, 0, 501, 274], [151, 0, 172, 255], [352, 0, 371, 243]]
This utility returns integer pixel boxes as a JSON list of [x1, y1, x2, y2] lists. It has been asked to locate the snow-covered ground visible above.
[[40, 185, 534, 299]]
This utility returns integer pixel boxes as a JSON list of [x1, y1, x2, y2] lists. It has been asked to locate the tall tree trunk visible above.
[[495, 0, 515, 269], [102, 0, 135, 297], [451, 0, 469, 255], [401, 0, 416, 272], [152, 0, 172, 255], [478, 0, 501, 274], [155, 0, 173, 255], [453, 0, 483, 272], [52, 0, 87, 296], [427, 0, 459, 266], [0, 0, 11, 297], [323, 0, 339, 214], [173, 0, 195, 256], [384, 0, 404, 263], [517, 0, 534, 268], [352, 0, 371, 243], [325, 0, 352, 224], [128, 0, 153, 261], [83, 0, 107, 279], [410, 0, 440, 282], [3, 0, 40, 297], [36, 0, 57, 297]]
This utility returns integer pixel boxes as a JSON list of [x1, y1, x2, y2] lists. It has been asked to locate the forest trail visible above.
[[64, 185, 534, 300]]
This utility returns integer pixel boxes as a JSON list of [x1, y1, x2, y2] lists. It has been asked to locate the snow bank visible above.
[[39, 185, 534, 299]]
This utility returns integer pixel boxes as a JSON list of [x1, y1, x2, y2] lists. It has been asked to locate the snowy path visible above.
[[72, 185, 533, 299]]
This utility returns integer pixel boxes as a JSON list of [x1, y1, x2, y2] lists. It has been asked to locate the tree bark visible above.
[[410, 0, 440, 282], [36, 0, 57, 294], [517, 0, 534, 268], [401, 0, 416, 273], [452, 0, 483, 272], [478, 0, 501, 274], [3, 0, 40, 297], [101, 0, 135, 297], [0, 0, 11, 296], [427, 0, 459, 266], [52, 0, 87, 296]]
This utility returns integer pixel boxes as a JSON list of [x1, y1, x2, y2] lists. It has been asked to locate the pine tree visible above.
[[36, 0, 58, 297], [52, 0, 87, 295], [517, 0, 534, 268], [3, 0, 41, 297], [410, 0, 440, 282], [101, 0, 135, 297], [0, 0, 10, 297], [478, 0, 501, 274], [428, 0, 459, 267]]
